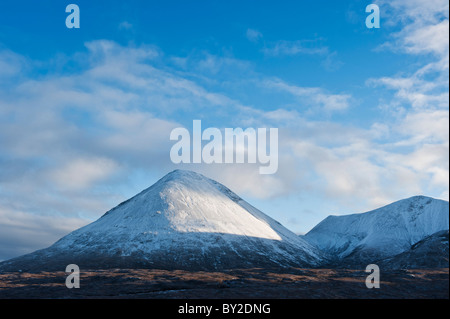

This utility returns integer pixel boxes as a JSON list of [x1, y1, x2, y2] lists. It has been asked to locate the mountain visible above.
[[0, 170, 325, 272], [303, 196, 449, 267], [379, 230, 449, 269]]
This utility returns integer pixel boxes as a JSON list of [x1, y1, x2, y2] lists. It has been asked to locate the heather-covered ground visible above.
[[0, 267, 448, 299]]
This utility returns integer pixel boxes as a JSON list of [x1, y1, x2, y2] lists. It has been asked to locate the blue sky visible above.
[[0, 0, 448, 261]]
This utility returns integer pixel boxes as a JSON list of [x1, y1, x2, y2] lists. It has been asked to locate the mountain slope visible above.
[[379, 230, 449, 269], [303, 196, 449, 267], [0, 170, 325, 272]]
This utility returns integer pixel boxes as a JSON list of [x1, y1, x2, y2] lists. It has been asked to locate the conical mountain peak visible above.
[[0, 170, 325, 272]]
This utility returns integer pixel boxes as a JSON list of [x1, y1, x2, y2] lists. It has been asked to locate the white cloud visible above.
[[0, 49, 27, 79], [49, 157, 120, 191], [402, 19, 449, 57], [378, 0, 449, 62], [246, 28, 263, 42], [396, 109, 449, 144], [0, 207, 88, 261], [367, 70, 448, 111], [289, 138, 428, 209]]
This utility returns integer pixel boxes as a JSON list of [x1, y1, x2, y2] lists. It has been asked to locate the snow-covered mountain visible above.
[[303, 196, 449, 267], [0, 170, 325, 272]]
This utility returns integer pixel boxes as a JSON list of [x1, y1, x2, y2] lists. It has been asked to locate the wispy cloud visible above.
[[262, 39, 329, 57], [264, 78, 352, 113], [254, 34, 343, 71], [246, 28, 263, 43], [118, 21, 133, 30]]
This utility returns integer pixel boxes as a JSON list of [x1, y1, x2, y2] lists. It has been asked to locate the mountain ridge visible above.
[[303, 195, 449, 267]]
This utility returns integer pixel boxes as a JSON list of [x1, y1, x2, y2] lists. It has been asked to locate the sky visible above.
[[0, 0, 448, 261]]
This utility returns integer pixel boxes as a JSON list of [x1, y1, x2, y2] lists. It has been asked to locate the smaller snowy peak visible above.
[[303, 196, 449, 265]]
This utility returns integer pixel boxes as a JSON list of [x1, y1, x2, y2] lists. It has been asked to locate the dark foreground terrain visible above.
[[0, 267, 448, 299]]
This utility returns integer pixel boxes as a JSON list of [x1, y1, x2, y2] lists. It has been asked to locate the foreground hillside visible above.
[[0, 267, 447, 299]]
